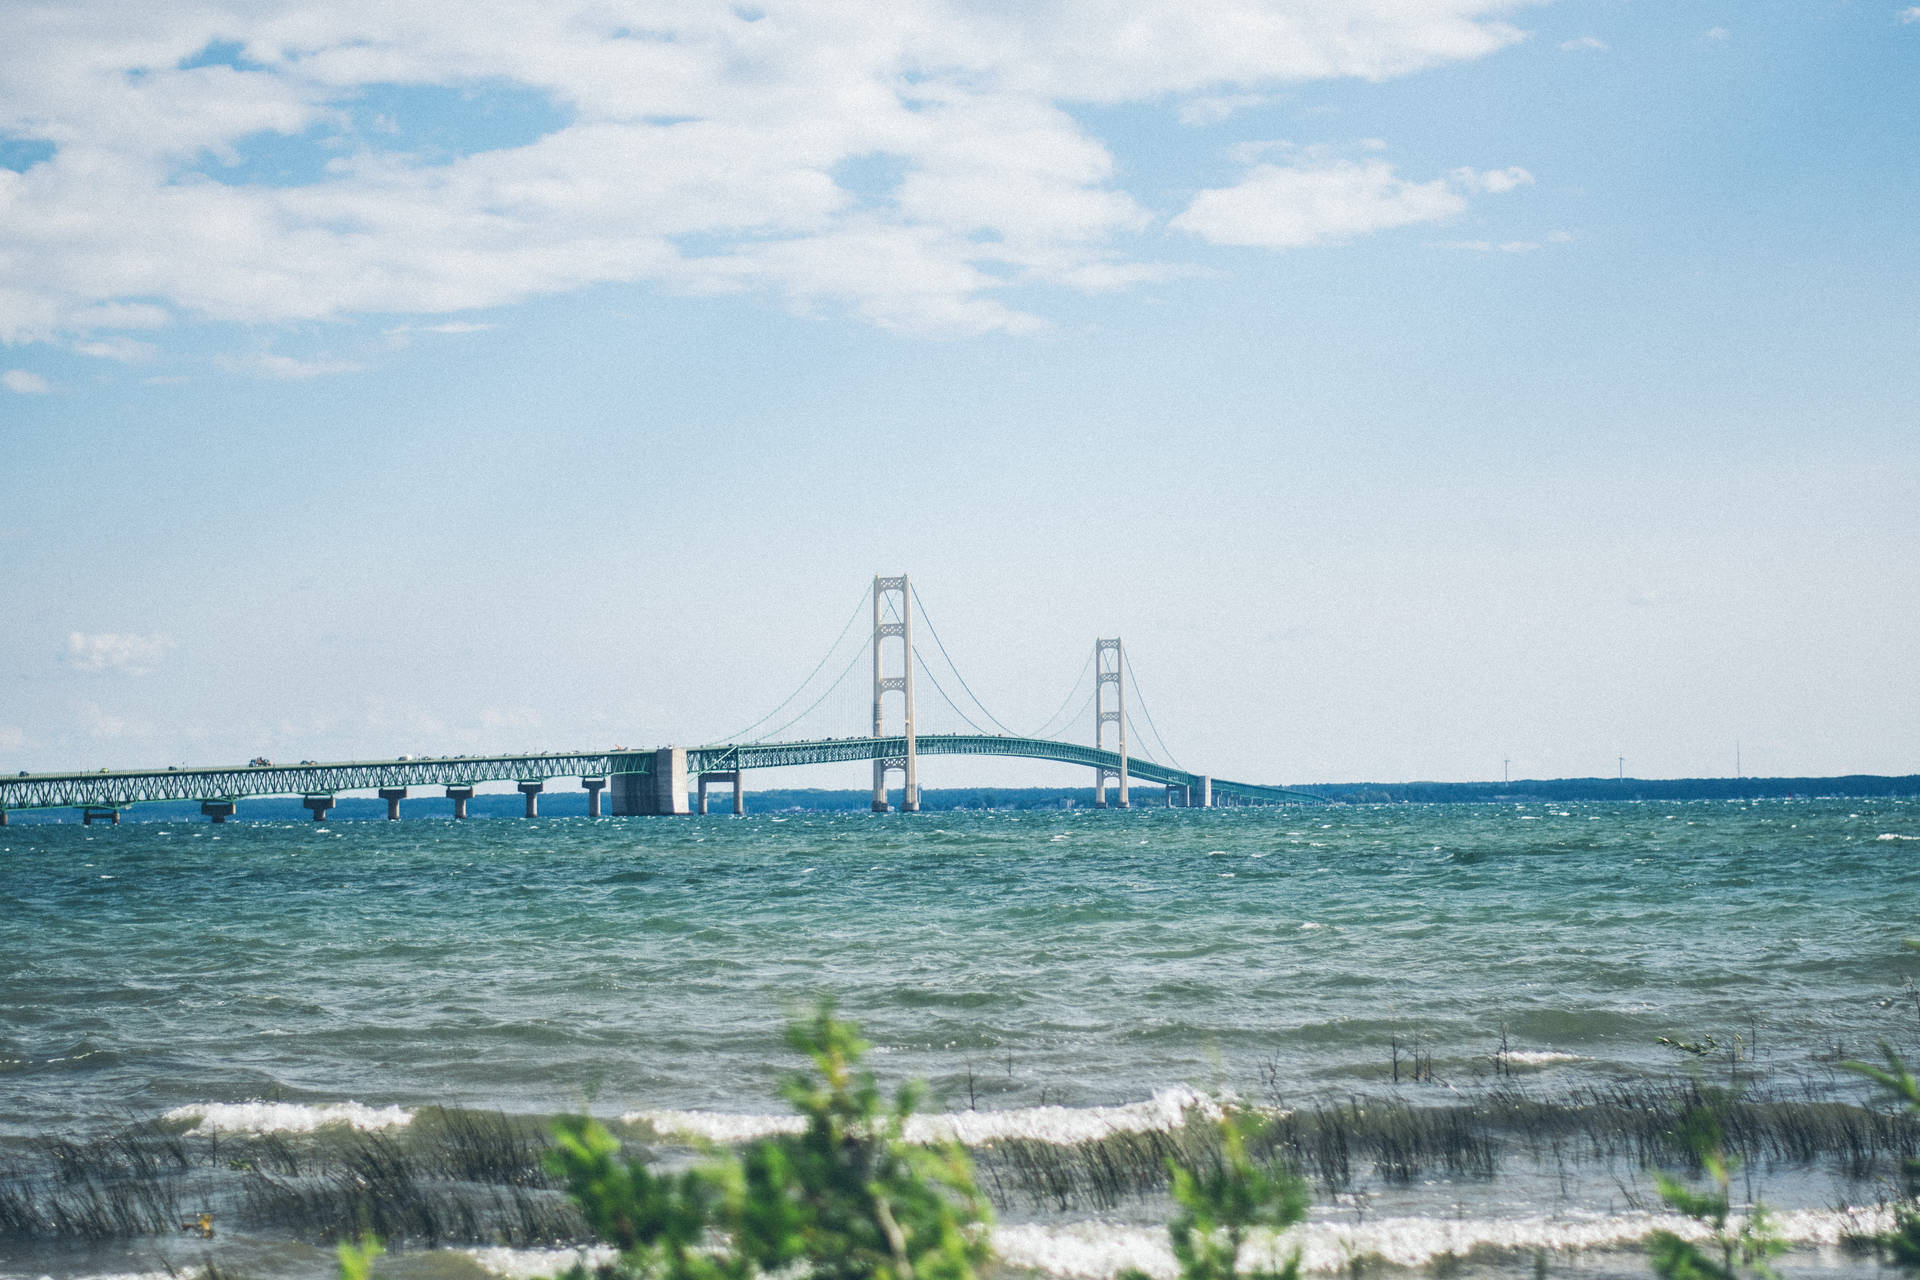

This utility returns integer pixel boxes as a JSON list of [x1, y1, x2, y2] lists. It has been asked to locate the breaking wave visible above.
[[993, 1205, 1894, 1276], [461, 1208, 1896, 1279], [624, 1086, 1220, 1146], [163, 1100, 415, 1134]]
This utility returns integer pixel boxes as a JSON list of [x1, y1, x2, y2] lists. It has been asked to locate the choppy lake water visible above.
[[5, 798, 1918, 1278]]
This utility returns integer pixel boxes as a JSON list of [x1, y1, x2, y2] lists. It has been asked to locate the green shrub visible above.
[[545, 1003, 989, 1280], [1645, 1091, 1783, 1280], [546, 1116, 743, 1280], [336, 1232, 384, 1280], [1126, 1114, 1310, 1280], [1844, 1043, 1920, 1270]]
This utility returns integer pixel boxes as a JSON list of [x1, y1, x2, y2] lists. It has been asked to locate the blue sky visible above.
[[2, 0, 1916, 787]]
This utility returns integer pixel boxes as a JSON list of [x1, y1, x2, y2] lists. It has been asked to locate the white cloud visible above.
[[66, 631, 178, 675], [0, 0, 1538, 339], [1172, 158, 1528, 249], [219, 353, 366, 379], [1559, 35, 1608, 52], [1705, 26, 1731, 40], [1177, 93, 1279, 126], [80, 701, 156, 740], [1901, 7, 1920, 22], [404, 321, 494, 335], [72, 336, 157, 362], [1456, 165, 1534, 193], [1441, 238, 1540, 252], [2, 369, 50, 393]]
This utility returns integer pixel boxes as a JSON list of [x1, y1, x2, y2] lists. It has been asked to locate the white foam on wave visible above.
[[1879, 833, 1919, 841], [465, 1246, 616, 1279], [624, 1087, 1220, 1147], [164, 1100, 414, 1135], [1504, 1050, 1580, 1067], [994, 1204, 1895, 1277]]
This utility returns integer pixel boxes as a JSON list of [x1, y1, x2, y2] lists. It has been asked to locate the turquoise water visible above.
[[4, 799, 1917, 1134], [4, 798, 1919, 1278]]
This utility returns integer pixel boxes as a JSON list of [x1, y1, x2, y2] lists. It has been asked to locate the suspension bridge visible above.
[[0, 576, 1324, 823]]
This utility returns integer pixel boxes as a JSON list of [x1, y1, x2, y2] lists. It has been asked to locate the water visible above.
[[3, 799, 1917, 1277]]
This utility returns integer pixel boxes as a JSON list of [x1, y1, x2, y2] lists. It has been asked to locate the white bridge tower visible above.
[[1094, 637, 1128, 808], [871, 575, 918, 812]]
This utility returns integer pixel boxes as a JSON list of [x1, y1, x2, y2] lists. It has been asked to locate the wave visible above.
[[163, 1100, 414, 1134], [623, 1087, 1220, 1146], [461, 1207, 1895, 1280], [1503, 1050, 1580, 1067], [993, 1205, 1894, 1276], [465, 1247, 617, 1279], [1878, 833, 1919, 841]]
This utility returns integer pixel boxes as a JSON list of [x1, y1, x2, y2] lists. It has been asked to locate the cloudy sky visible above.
[[3, 0, 1916, 788]]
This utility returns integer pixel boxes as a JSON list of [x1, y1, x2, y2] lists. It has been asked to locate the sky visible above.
[[2, 0, 1917, 790]]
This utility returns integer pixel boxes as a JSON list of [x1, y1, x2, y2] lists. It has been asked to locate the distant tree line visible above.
[[1288, 775, 1920, 804]]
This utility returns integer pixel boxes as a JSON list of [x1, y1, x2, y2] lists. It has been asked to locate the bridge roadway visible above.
[[0, 734, 1324, 817]]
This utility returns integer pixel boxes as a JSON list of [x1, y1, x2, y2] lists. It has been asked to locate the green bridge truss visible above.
[[0, 735, 1323, 814]]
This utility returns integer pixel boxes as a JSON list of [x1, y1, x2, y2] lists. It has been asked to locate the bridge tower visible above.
[[871, 575, 918, 812], [1094, 637, 1128, 808]]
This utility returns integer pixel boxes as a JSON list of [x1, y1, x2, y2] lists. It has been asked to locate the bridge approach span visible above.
[[0, 735, 1321, 818]]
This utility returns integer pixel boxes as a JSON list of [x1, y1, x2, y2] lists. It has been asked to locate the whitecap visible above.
[[466, 1246, 617, 1278], [625, 1087, 1220, 1147], [164, 1100, 414, 1134], [1878, 833, 1919, 841], [993, 1204, 1895, 1277]]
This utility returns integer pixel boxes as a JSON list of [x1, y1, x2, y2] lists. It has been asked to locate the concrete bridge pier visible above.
[[582, 778, 607, 817], [201, 800, 236, 823], [82, 806, 119, 826], [518, 781, 543, 818], [610, 748, 689, 815], [302, 794, 335, 822], [447, 786, 473, 819], [379, 788, 407, 820], [1193, 776, 1211, 807], [0, 809, 9, 827], [698, 771, 743, 816]]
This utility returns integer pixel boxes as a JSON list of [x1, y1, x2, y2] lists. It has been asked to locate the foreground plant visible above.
[[1843, 1043, 1920, 1270], [1645, 1093, 1783, 1280], [546, 1117, 743, 1280], [336, 1232, 384, 1280], [545, 1003, 990, 1280], [1125, 1114, 1310, 1280]]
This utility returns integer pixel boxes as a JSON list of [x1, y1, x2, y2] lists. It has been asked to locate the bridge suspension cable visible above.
[[912, 650, 991, 736], [746, 641, 869, 743], [703, 577, 1186, 768], [1029, 649, 1097, 741], [703, 585, 869, 746], [907, 584, 1023, 738], [1123, 658, 1185, 772]]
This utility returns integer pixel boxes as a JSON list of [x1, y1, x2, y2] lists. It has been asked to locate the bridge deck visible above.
[[0, 736, 1322, 813]]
